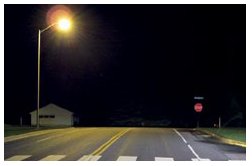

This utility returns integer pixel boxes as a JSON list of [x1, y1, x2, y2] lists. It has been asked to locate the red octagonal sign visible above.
[[194, 103, 203, 112]]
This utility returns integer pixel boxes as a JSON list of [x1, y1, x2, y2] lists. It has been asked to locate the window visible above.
[[39, 115, 55, 118]]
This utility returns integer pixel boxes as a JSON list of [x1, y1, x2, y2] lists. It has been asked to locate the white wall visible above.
[[30, 108, 73, 126]]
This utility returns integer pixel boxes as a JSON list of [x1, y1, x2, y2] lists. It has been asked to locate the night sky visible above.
[[4, 4, 246, 127]]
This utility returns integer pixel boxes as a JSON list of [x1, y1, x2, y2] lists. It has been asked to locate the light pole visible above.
[[36, 19, 71, 128]]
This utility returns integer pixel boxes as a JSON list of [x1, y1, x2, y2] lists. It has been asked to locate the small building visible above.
[[30, 103, 76, 127]]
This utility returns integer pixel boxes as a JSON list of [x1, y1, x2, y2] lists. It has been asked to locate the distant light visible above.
[[58, 18, 71, 31]]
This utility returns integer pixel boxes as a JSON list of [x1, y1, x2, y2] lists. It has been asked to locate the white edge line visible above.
[[187, 145, 200, 160], [173, 129, 187, 144]]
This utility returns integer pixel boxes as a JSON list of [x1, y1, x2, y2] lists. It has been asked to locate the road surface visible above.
[[4, 127, 246, 161]]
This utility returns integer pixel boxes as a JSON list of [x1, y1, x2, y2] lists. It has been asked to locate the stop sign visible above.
[[194, 103, 203, 112]]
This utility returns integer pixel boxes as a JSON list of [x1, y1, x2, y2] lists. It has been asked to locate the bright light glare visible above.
[[58, 19, 71, 31]]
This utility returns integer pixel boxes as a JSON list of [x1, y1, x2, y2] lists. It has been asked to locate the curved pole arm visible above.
[[40, 22, 57, 33]]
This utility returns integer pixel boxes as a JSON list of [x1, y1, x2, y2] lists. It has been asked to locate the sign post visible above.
[[194, 103, 203, 128]]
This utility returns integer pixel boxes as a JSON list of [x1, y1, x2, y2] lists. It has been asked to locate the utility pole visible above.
[[37, 29, 41, 129], [218, 116, 221, 128], [20, 116, 23, 127]]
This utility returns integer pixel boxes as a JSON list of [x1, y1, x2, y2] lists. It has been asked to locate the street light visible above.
[[58, 18, 71, 31], [36, 18, 71, 128]]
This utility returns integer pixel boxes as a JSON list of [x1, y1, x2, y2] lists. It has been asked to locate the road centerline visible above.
[[90, 128, 131, 156]]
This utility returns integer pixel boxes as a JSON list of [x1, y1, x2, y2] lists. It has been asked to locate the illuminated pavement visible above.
[[4, 127, 246, 161]]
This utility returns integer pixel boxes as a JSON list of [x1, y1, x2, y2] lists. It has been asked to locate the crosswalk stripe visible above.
[[5, 155, 32, 161], [78, 155, 102, 161], [191, 158, 211, 161], [117, 156, 137, 161], [6, 154, 215, 161], [40, 155, 66, 161], [155, 157, 174, 161]]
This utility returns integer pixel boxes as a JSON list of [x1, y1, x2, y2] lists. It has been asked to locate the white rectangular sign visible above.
[[194, 96, 204, 100]]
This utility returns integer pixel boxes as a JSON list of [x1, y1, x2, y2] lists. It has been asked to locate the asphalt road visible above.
[[4, 127, 246, 161]]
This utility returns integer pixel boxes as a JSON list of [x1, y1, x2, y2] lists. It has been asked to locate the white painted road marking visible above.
[[8, 155, 243, 161], [4, 128, 69, 143], [173, 129, 187, 144], [192, 158, 211, 161], [5, 155, 31, 161], [78, 155, 102, 161], [36, 136, 57, 143], [36, 128, 96, 143], [40, 155, 66, 161], [5, 128, 98, 143], [6, 154, 244, 161], [117, 156, 137, 161], [155, 157, 174, 161], [173, 129, 203, 160], [187, 145, 201, 160]]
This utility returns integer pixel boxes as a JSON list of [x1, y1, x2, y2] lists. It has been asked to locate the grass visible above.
[[4, 126, 41, 137], [4, 125, 70, 137], [199, 127, 246, 143]]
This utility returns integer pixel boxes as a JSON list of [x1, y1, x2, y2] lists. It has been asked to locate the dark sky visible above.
[[4, 4, 246, 127]]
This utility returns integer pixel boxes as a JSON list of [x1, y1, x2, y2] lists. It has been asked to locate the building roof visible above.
[[30, 103, 73, 115]]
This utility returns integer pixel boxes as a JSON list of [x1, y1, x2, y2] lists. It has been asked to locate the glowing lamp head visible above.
[[58, 18, 71, 31]]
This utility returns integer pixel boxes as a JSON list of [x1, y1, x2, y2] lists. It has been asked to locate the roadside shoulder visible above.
[[196, 128, 246, 148]]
